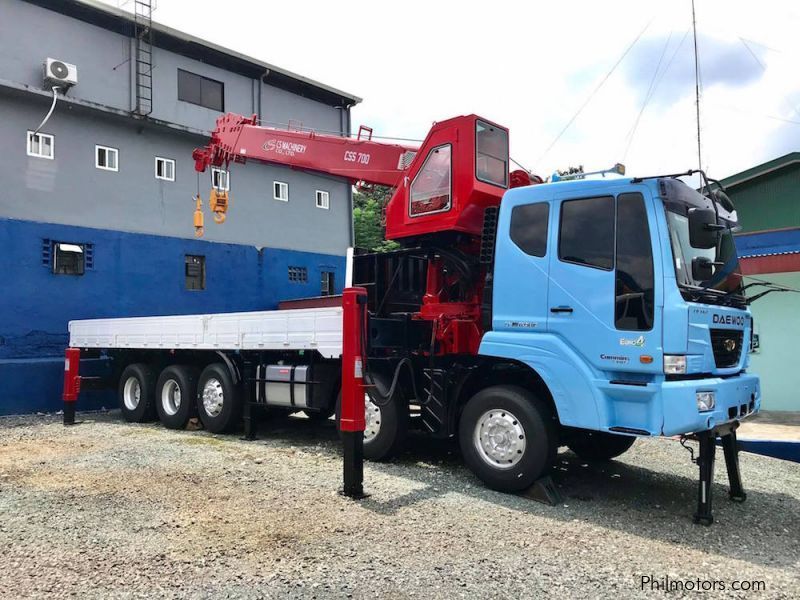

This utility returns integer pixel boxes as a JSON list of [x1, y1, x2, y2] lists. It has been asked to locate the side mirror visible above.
[[692, 256, 714, 282], [688, 208, 722, 249]]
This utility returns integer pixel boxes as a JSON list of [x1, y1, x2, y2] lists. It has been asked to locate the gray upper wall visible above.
[[0, 92, 352, 254], [0, 0, 357, 133], [0, 0, 358, 255]]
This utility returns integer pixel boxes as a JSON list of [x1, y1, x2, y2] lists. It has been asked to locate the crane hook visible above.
[[193, 195, 205, 237]]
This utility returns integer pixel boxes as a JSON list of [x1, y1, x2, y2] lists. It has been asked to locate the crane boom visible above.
[[193, 113, 416, 188]]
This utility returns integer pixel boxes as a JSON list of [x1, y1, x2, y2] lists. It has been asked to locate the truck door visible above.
[[547, 189, 660, 375]]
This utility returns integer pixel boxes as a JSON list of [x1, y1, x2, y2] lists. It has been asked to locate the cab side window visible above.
[[615, 192, 654, 330], [510, 203, 549, 257], [559, 196, 614, 270]]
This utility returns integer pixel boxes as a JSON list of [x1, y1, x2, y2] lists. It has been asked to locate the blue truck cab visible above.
[[484, 175, 759, 438], [476, 175, 757, 522]]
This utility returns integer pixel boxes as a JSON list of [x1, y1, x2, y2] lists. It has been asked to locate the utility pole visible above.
[[691, 0, 702, 171]]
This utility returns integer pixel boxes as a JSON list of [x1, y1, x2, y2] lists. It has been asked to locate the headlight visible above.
[[664, 355, 687, 375], [696, 391, 716, 412]]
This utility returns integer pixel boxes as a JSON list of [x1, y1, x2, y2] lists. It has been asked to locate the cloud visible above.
[[623, 33, 764, 108]]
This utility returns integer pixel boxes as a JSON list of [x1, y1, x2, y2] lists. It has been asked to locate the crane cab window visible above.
[[410, 144, 451, 217], [476, 120, 508, 188]]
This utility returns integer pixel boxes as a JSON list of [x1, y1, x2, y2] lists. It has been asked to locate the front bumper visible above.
[[661, 372, 760, 436]]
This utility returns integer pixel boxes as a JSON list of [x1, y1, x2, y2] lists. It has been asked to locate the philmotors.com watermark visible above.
[[640, 575, 766, 593]]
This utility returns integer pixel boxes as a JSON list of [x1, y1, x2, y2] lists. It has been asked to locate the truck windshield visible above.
[[666, 210, 745, 302]]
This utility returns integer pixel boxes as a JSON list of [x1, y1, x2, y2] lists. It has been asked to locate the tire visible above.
[[567, 430, 636, 461], [459, 385, 557, 493], [196, 363, 241, 434], [155, 365, 199, 430], [335, 371, 408, 461], [118, 363, 157, 423]]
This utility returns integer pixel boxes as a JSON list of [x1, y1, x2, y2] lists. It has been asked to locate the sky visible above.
[[110, 0, 799, 181]]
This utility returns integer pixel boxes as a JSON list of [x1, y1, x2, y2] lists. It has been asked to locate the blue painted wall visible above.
[[0, 217, 345, 415]]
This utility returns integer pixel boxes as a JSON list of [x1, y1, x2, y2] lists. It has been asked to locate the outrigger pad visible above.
[[521, 475, 563, 506]]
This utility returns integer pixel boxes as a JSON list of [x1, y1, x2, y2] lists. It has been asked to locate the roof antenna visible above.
[[691, 0, 702, 173]]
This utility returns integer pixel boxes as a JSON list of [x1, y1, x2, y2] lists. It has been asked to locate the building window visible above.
[[95, 145, 118, 171], [558, 195, 615, 270], [321, 271, 335, 296], [510, 202, 549, 257], [27, 131, 54, 159], [288, 266, 308, 283], [155, 157, 175, 181], [211, 168, 230, 191], [315, 190, 330, 210], [274, 181, 288, 202], [53, 243, 86, 275], [185, 255, 205, 290], [177, 69, 224, 111]]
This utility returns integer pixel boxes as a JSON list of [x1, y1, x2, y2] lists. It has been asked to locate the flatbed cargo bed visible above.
[[68, 307, 343, 359]]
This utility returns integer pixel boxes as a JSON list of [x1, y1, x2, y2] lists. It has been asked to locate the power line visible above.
[[623, 31, 674, 161], [534, 18, 653, 169], [739, 37, 800, 118]]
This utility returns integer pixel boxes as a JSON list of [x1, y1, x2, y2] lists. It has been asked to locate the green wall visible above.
[[730, 163, 800, 233], [748, 272, 800, 412]]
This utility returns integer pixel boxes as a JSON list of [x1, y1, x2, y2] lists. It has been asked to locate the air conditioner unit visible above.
[[43, 58, 78, 89]]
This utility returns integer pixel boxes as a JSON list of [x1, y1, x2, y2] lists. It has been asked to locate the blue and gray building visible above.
[[0, 0, 360, 414]]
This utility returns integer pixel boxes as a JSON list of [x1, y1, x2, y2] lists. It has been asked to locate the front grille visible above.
[[709, 329, 744, 368]]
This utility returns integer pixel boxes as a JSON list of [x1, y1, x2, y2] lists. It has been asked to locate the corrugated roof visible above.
[[22, 0, 362, 107], [735, 227, 800, 258], [720, 152, 800, 189]]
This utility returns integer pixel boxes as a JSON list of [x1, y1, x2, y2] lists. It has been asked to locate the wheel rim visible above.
[[123, 377, 141, 411], [161, 379, 181, 416], [202, 378, 224, 417], [473, 409, 527, 469], [364, 393, 381, 443]]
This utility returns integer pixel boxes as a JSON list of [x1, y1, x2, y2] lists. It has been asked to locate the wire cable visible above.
[[623, 31, 674, 161], [534, 18, 653, 169], [33, 86, 61, 136]]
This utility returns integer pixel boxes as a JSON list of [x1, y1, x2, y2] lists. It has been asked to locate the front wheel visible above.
[[196, 363, 241, 433], [459, 385, 557, 492], [567, 430, 635, 461]]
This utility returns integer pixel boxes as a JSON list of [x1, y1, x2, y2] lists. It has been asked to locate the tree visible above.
[[353, 186, 399, 252]]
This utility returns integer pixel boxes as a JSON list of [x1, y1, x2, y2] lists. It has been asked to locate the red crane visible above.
[[193, 112, 537, 355]]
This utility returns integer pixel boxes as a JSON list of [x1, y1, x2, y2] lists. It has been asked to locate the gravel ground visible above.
[[0, 412, 798, 599]]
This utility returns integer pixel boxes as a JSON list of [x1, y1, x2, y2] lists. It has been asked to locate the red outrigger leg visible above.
[[62, 347, 81, 426], [340, 287, 368, 498]]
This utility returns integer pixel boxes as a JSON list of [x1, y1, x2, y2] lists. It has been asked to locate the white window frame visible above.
[[273, 181, 289, 202], [315, 190, 330, 210], [27, 131, 54, 160], [211, 167, 230, 191], [155, 156, 176, 181], [95, 145, 119, 172]]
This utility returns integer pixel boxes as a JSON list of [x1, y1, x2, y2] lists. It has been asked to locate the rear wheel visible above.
[[459, 385, 557, 492], [155, 365, 198, 430], [118, 363, 157, 423], [196, 363, 241, 433], [567, 430, 636, 461], [335, 371, 408, 461]]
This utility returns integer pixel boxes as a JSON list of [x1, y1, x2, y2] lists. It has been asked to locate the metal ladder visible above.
[[133, 0, 153, 116]]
